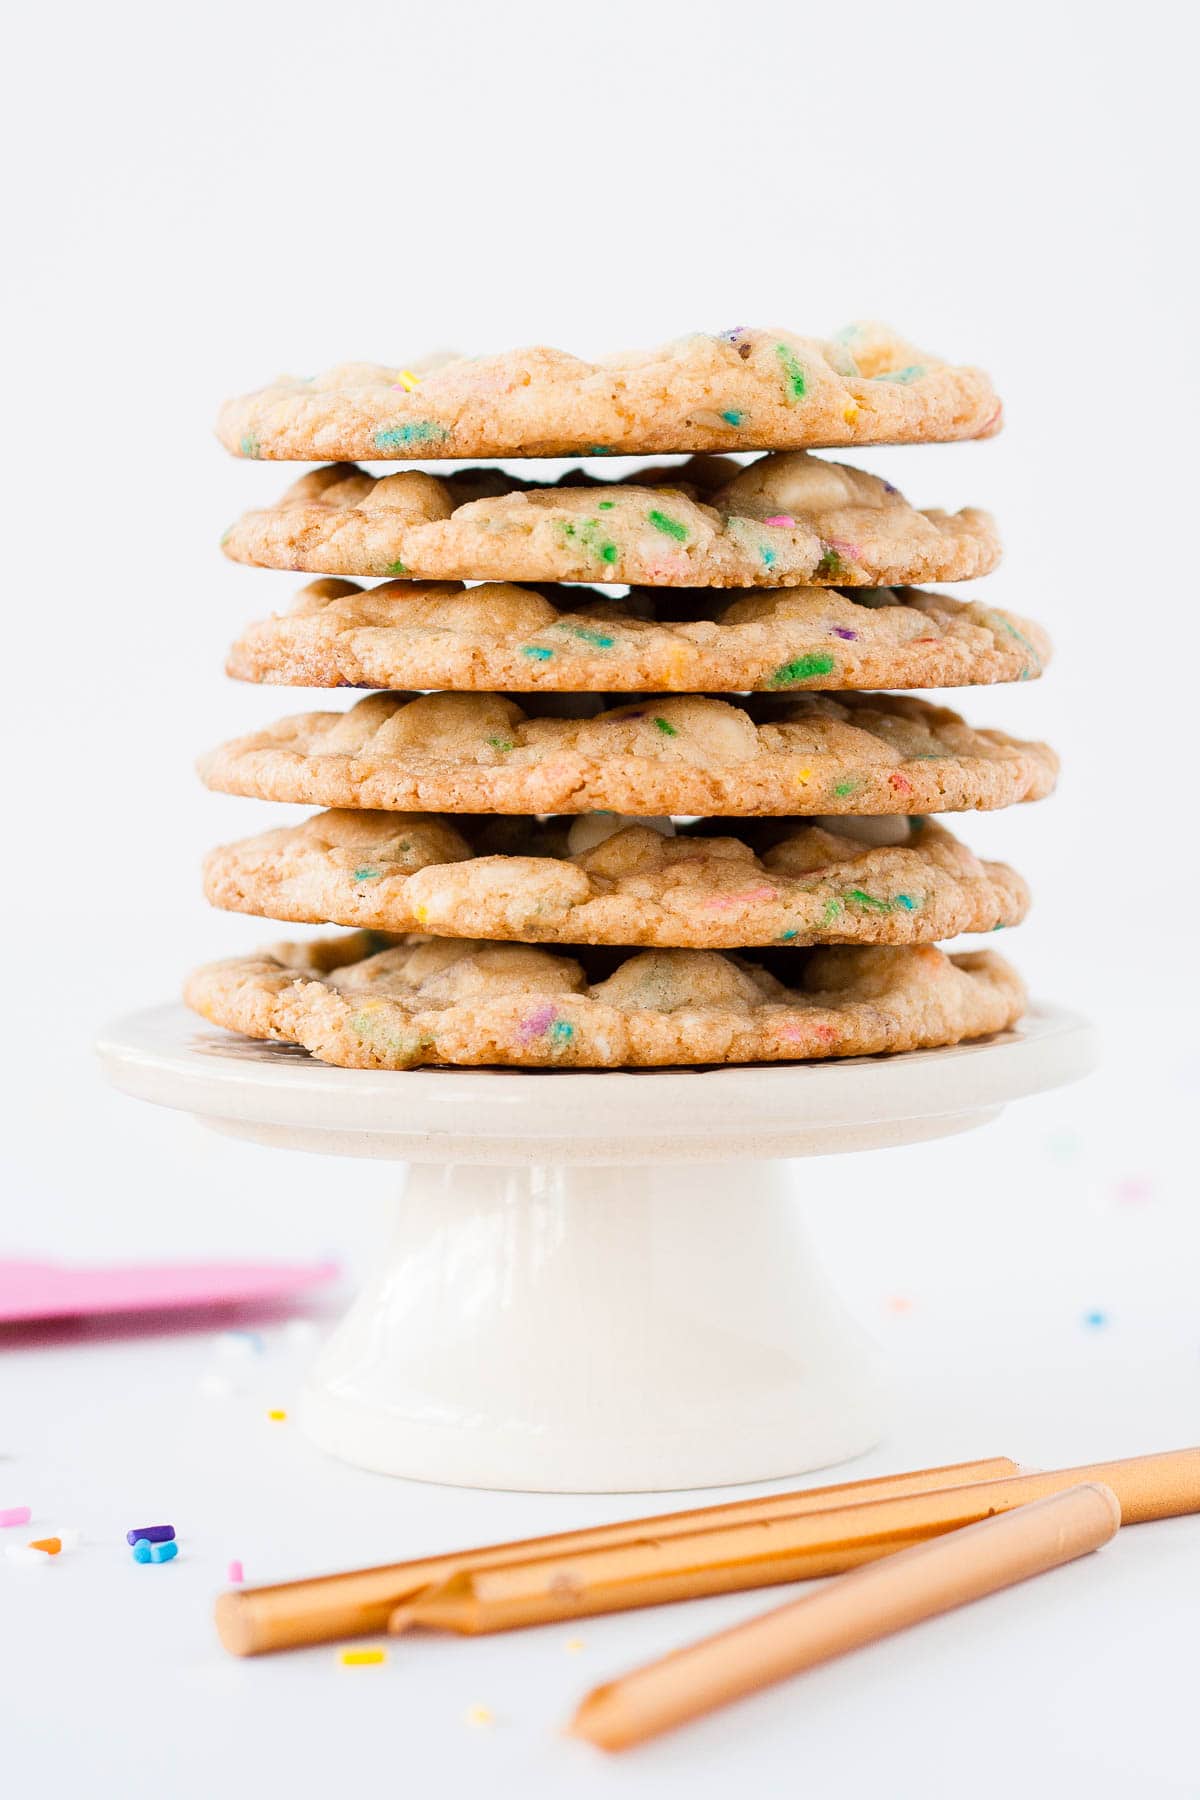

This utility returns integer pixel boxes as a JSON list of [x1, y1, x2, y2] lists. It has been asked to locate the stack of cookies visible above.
[[188, 325, 1054, 1071]]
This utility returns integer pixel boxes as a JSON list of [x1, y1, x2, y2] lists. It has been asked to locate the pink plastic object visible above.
[[0, 1259, 337, 1325]]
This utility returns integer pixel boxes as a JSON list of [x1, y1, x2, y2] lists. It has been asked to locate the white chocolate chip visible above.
[[813, 814, 912, 847], [567, 814, 677, 854]]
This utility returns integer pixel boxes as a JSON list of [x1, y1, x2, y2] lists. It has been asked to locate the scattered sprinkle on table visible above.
[[5, 1544, 52, 1566], [340, 1648, 387, 1666], [0, 1505, 32, 1528], [28, 1537, 61, 1555], [267, 1409, 288, 1422], [150, 1540, 178, 1563], [565, 1638, 587, 1653], [126, 1525, 175, 1546], [1083, 1309, 1110, 1329], [465, 1705, 495, 1729], [227, 1559, 244, 1584]]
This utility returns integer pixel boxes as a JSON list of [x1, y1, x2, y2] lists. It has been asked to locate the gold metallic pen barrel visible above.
[[214, 1456, 1017, 1655], [392, 1448, 1200, 1635]]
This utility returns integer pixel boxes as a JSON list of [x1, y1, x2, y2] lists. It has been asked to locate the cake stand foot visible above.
[[300, 1160, 884, 1493]]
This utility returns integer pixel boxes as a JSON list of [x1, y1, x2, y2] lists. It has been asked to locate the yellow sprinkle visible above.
[[465, 1705, 495, 1729], [340, 1647, 387, 1666], [843, 402, 860, 424], [394, 368, 421, 391], [796, 768, 812, 785], [267, 1409, 288, 1421], [564, 1637, 586, 1653], [414, 905, 429, 924]]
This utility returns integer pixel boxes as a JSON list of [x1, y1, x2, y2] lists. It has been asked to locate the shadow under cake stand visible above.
[[96, 1002, 1094, 1494]]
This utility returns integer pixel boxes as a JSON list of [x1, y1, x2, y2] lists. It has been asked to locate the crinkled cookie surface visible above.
[[198, 690, 1058, 818], [184, 933, 1025, 1069], [203, 810, 1029, 950], [217, 324, 1001, 462], [220, 453, 999, 588], [228, 578, 1049, 693]]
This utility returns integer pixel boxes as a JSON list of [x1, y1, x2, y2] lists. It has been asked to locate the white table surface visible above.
[[3, 997, 1198, 1799]]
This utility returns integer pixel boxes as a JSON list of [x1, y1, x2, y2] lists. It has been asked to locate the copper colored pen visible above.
[[391, 1447, 1200, 1635], [568, 1484, 1122, 1752], [214, 1455, 1017, 1656]]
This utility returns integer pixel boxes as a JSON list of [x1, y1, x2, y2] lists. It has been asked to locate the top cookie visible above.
[[217, 324, 1000, 462], [221, 453, 999, 589]]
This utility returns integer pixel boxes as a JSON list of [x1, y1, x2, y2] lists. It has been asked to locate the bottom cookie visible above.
[[184, 933, 1025, 1070]]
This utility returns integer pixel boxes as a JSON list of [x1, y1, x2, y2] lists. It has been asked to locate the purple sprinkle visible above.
[[517, 1004, 558, 1044], [126, 1524, 175, 1546], [882, 481, 899, 494], [719, 326, 748, 341], [832, 628, 859, 641]]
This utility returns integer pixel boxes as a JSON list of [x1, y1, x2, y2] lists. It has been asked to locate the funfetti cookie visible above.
[[202, 810, 1029, 951], [184, 934, 1025, 1071], [227, 578, 1050, 694], [220, 453, 999, 589], [218, 325, 1000, 462], [198, 691, 1058, 819]]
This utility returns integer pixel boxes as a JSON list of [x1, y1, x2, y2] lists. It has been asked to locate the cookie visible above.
[[198, 691, 1058, 818], [227, 578, 1049, 693], [217, 324, 1000, 463], [220, 453, 999, 588], [184, 933, 1025, 1070], [203, 810, 1029, 950]]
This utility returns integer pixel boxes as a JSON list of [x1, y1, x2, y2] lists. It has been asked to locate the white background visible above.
[[3, 2, 1198, 1794]]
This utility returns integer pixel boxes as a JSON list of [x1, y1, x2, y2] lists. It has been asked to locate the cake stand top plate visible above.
[[96, 1003, 1096, 1165]]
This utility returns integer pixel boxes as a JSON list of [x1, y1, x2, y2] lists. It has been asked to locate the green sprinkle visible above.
[[557, 625, 615, 649], [872, 364, 926, 384], [774, 343, 807, 401], [487, 735, 514, 753], [599, 542, 618, 564], [588, 445, 614, 455], [983, 610, 1042, 674], [778, 929, 799, 942], [647, 509, 688, 542], [352, 867, 381, 882], [760, 546, 777, 567], [239, 434, 260, 458], [846, 888, 892, 913], [653, 716, 679, 737], [833, 780, 858, 797], [385, 558, 408, 576], [816, 549, 843, 579], [768, 653, 836, 686], [549, 1020, 575, 1043], [895, 894, 917, 911], [721, 410, 744, 426], [822, 899, 843, 923], [374, 421, 446, 450], [992, 921, 1007, 931], [521, 646, 554, 661]]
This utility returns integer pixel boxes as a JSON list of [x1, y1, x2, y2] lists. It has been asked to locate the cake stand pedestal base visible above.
[[97, 1002, 1095, 1492]]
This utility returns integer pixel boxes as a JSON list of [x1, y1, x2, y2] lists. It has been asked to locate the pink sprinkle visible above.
[[705, 886, 777, 911], [1115, 1177, 1153, 1205], [764, 513, 795, 528], [0, 1506, 32, 1528], [778, 1022, 837, 1045], [828, 537, 862, 558], [517, 1004, 558, 1044], [227, 1559, 245, 1584], [889, 772, 913, 794]]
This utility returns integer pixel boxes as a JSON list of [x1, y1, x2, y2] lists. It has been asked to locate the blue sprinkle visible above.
[[131, 1539, 153, 1563], [1083, 1309, 1109, 1329], [149, 1540, 179, 1563]]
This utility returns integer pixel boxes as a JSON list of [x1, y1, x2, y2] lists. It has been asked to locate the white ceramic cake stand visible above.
[[96, 1003, 1094, 1493]]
